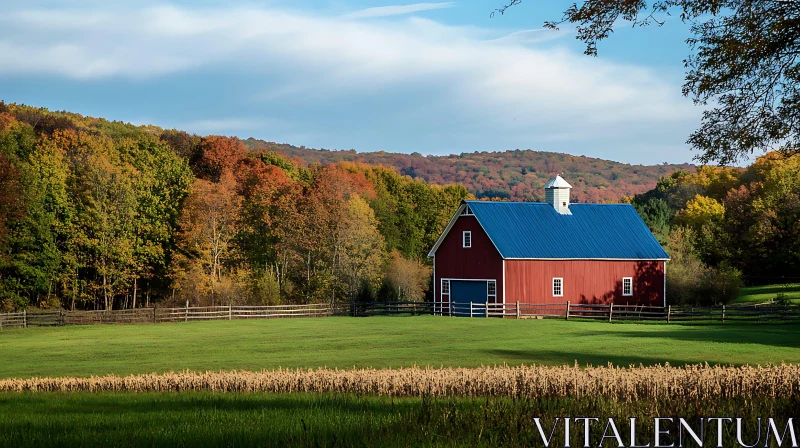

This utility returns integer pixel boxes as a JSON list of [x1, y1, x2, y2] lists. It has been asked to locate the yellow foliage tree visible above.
[[335, 194, 385, 300], [676, 195, 725, 229]]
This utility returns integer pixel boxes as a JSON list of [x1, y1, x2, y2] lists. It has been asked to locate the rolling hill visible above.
[[244, 139, 695, 203]]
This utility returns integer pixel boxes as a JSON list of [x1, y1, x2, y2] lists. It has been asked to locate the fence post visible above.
[[185, 300, 189, 323], [608, 303, 614, 323], [516, 301, 520, 319], [565, 301, 570, 321], [470, 302, 473, 318], [722, 305, 726, 324], [449, 301, 453, 317], [485, 300, 489, 318], [667, 305, 671, 323], [23, 309, 27, 328], [153, 305, 157, 324], [229, 304, 233, 320]]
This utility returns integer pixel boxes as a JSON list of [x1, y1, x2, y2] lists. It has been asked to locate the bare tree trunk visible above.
[[103, 273, 108, 310], [71, 274, 76, 311], [132, 277, 137, 309]]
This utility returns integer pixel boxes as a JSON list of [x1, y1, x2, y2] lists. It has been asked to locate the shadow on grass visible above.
[[0, 393, 419, 448], [567, 325, 800, 350], [483, 349, 696, 367], [737, 283, 800, 301]]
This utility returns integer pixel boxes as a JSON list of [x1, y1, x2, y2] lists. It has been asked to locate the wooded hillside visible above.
[[244, 139, 694, 203], [0, 102, 703, 312], [631, 154, 800, 304], [0, 103, 468, 311]]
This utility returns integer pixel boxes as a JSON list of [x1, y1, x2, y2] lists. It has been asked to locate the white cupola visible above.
[[544, 175, 572, 215]]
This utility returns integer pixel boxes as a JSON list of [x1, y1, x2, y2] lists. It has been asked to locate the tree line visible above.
[[245, 139, 693, 204], [0, 103, 469, 311], [630, 153, 800, 305]]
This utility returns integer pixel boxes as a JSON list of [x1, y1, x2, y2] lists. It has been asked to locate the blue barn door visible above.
[[450, 280, 488, 317]]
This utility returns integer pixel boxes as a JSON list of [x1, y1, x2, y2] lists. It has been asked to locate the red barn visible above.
[[428, 175, 669, 314]]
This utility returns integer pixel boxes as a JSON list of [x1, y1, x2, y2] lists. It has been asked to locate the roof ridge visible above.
[[465, 200, 631, 206]]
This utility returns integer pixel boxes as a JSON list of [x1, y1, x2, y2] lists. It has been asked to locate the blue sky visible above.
[[0, 0, 701, 164]]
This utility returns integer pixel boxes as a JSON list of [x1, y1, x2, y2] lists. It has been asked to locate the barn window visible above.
[[622, 277, 633, 296], [487, 280, 496, 298], [461, 205, 473, 216], [552, 278, 563, 297], [462, 231, 472, 248], [441, 279, 450, 295]]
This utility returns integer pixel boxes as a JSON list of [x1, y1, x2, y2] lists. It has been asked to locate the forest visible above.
[[244, 139, 694, 203], [1, 102, 798, 311], [0, 103, 469, 311], [630, 154, 800, 305]]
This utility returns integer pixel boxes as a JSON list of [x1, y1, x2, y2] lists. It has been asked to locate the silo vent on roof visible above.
[[544, 175, 572, 215]]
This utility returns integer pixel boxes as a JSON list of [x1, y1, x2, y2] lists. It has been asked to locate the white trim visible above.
[[432, 254, 436, 314], [427, 204, 466, 257], [504, 257, 670, 261], [462, 231, 472, 248], [502, 260, 506, 304], [663, 261, 667, 307], [441, 278, 497, 282], [552, 277, 563, 297], [441, 278, 497, 304], [622, 277, 633, 296], [427, 202, 505, 258]]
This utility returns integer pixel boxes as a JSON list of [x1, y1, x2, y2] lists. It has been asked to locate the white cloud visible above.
[[344, 2, 455, 19], [0, 3, 699, 163], [489, 28, 570, 45], [182, 118, 289, 134]]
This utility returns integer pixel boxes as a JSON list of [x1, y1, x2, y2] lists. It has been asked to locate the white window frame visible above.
[[441, 279, 450, 295], [461, 205, 474, 216], [622, 277, 633, 296], [487, 280, 496, 299], [552, 277, 563, 297], [462, 231, 472, 248]]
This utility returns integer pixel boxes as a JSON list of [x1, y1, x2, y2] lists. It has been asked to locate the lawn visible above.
[[0, 392, 793, 447], [735, 283, 800, 304], [2, 316, 799, 378]]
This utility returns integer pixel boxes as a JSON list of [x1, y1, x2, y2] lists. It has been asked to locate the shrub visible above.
[[665, 227, 742, 306]]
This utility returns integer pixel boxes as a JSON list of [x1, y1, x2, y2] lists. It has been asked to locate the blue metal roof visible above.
[[465, 200, 669, 260]]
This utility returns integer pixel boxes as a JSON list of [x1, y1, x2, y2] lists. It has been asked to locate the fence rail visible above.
[[433, 300, 800, 324], [3, 300, 800, 330], [1, 304, 333, 329]]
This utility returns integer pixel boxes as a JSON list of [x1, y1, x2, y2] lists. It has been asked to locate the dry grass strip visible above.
[[1, 364, 797, 400]]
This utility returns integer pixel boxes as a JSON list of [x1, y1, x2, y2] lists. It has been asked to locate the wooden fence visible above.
[[435, 300, 800, 324], [2, 300, 799, 330], [0, 303, 332, 329]]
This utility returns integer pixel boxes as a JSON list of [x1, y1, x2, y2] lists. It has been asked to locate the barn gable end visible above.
[[432, 207, 504, 311]]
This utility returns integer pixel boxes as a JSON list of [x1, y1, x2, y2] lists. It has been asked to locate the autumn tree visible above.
[[172, 171, 242, 304], [61, 130, 139, 310], [385, 250, 431, 301], [237, 158, 302, 300], [336, 195, 386, 301], [194, 136, 247, 181]]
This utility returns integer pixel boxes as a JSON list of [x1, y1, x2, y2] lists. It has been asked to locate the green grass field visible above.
[[735, 283, 800, 304], [2, 316, 799, 378], [0, 392, 794, 447]]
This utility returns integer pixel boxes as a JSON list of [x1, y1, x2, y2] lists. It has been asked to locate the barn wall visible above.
[[434, 215, 504, 305], [505, 260, 665, 306]]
